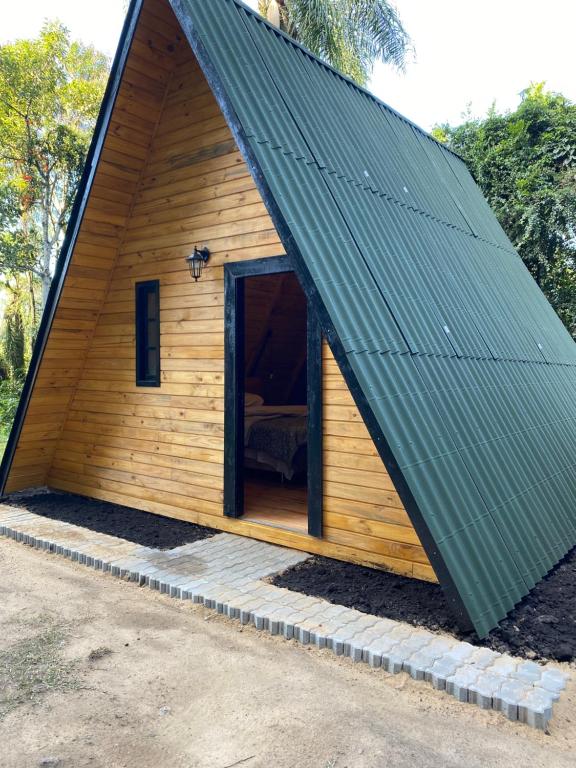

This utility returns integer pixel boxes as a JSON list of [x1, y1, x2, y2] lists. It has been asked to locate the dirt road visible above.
[[1, 537, 574, 768]]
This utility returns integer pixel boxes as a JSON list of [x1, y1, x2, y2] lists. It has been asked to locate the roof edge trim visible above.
[[0, 0, 145, 495]]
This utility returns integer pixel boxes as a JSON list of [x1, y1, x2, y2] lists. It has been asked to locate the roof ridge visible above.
[[230, 0, 464, 162]]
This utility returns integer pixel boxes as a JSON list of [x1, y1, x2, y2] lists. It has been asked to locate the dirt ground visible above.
[[11, 491, 576, 663], [1, 538, 575, 768]]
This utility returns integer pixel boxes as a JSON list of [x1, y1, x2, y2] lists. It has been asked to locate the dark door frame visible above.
[[224, 255, 323, 537]]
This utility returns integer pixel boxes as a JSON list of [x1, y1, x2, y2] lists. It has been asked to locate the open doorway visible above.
[[224, 257, 322, 536]]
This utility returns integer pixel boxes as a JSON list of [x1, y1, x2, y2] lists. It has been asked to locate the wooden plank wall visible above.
[[6, 0, 435, 582], [322, 346, 434, 580], [5, 0, 187, 491]]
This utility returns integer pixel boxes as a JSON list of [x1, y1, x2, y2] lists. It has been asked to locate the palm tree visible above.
[[257, 0, 411, 86]]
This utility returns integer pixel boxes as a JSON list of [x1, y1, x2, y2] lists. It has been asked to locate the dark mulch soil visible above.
[[5, 492, 217, 550], [272, 553, 576, 663], [6, 492, 575, 663]]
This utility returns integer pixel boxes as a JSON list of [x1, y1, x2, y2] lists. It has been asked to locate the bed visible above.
[[244, 394, 308, 480]]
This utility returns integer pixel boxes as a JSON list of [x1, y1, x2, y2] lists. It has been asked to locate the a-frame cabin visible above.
[[2, 0, 576, 638]]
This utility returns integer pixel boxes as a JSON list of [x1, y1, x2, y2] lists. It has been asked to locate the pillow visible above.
[[245, 392, 264, 408]]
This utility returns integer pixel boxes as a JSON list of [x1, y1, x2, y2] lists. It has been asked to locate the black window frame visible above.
[[135, 279, 161, 387], [224, 255, 323, 537]]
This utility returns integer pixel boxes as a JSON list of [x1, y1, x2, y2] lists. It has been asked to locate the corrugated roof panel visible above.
[[233, 2, 497, 235], [351, 351, 538, 630], [321, 176, 456, 356], [382, 114, 473, 230], [349, 351, 460, 468], [416, 355, 576, 589], [439, 146, 513, 248], [412, 130, 477, 235], [375, 207, 493, 360], [322, 179, 541, 363], [175, 0, 576, 637], [256, 141, 409, 355], [187, 0, 312, 157]]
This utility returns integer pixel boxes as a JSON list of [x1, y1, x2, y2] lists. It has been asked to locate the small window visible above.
[[135, 280, 160, 386]]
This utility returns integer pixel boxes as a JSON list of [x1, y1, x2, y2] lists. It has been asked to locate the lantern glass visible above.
[[190, 255, 202, 280], [185, 247, 209, 281]]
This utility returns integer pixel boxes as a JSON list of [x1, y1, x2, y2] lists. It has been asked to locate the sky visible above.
[[3, 0, 576, 132]]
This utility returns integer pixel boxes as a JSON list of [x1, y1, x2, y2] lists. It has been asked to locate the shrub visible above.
[[0, 376, 23, 440]]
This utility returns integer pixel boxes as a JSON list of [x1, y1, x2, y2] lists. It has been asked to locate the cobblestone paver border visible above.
[[0, 504, 569, 729]]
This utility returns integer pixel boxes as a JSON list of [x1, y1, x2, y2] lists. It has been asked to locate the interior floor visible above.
[[241, 270, 309, 535], [243, 473, 308, 534]]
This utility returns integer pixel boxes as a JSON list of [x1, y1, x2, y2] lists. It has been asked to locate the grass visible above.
[[0, 615, 81, 718]]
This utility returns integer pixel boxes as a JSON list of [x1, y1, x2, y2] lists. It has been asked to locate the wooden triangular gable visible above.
[[1, 0, 434, 585]]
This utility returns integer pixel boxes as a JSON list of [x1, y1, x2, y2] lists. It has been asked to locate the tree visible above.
[[3, 299, 25, 377], [0, 21, 108, 308], [258, 0, 410, 85], [433, 84, 576, 337]]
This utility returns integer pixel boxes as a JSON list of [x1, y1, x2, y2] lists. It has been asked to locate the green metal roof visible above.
[[171, 0, 576, 636]]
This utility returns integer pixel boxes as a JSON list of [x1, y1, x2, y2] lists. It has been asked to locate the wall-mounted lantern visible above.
[[185, 246, 210, 281]]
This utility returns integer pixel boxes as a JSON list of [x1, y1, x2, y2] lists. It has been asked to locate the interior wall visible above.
[[244, 272, 307, 406], [6, 0, 435, 582]]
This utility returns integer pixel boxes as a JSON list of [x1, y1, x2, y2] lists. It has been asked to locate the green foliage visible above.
[[0, 21, 109, 440], [3, 308, 25, 378], [0, 177, 40, 276], [0, 21, 109, 301], [0, 174, 36, 274], [258, 0, 411, 85], [435, 84, 576, 336], [0, 376, 23, 447]]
